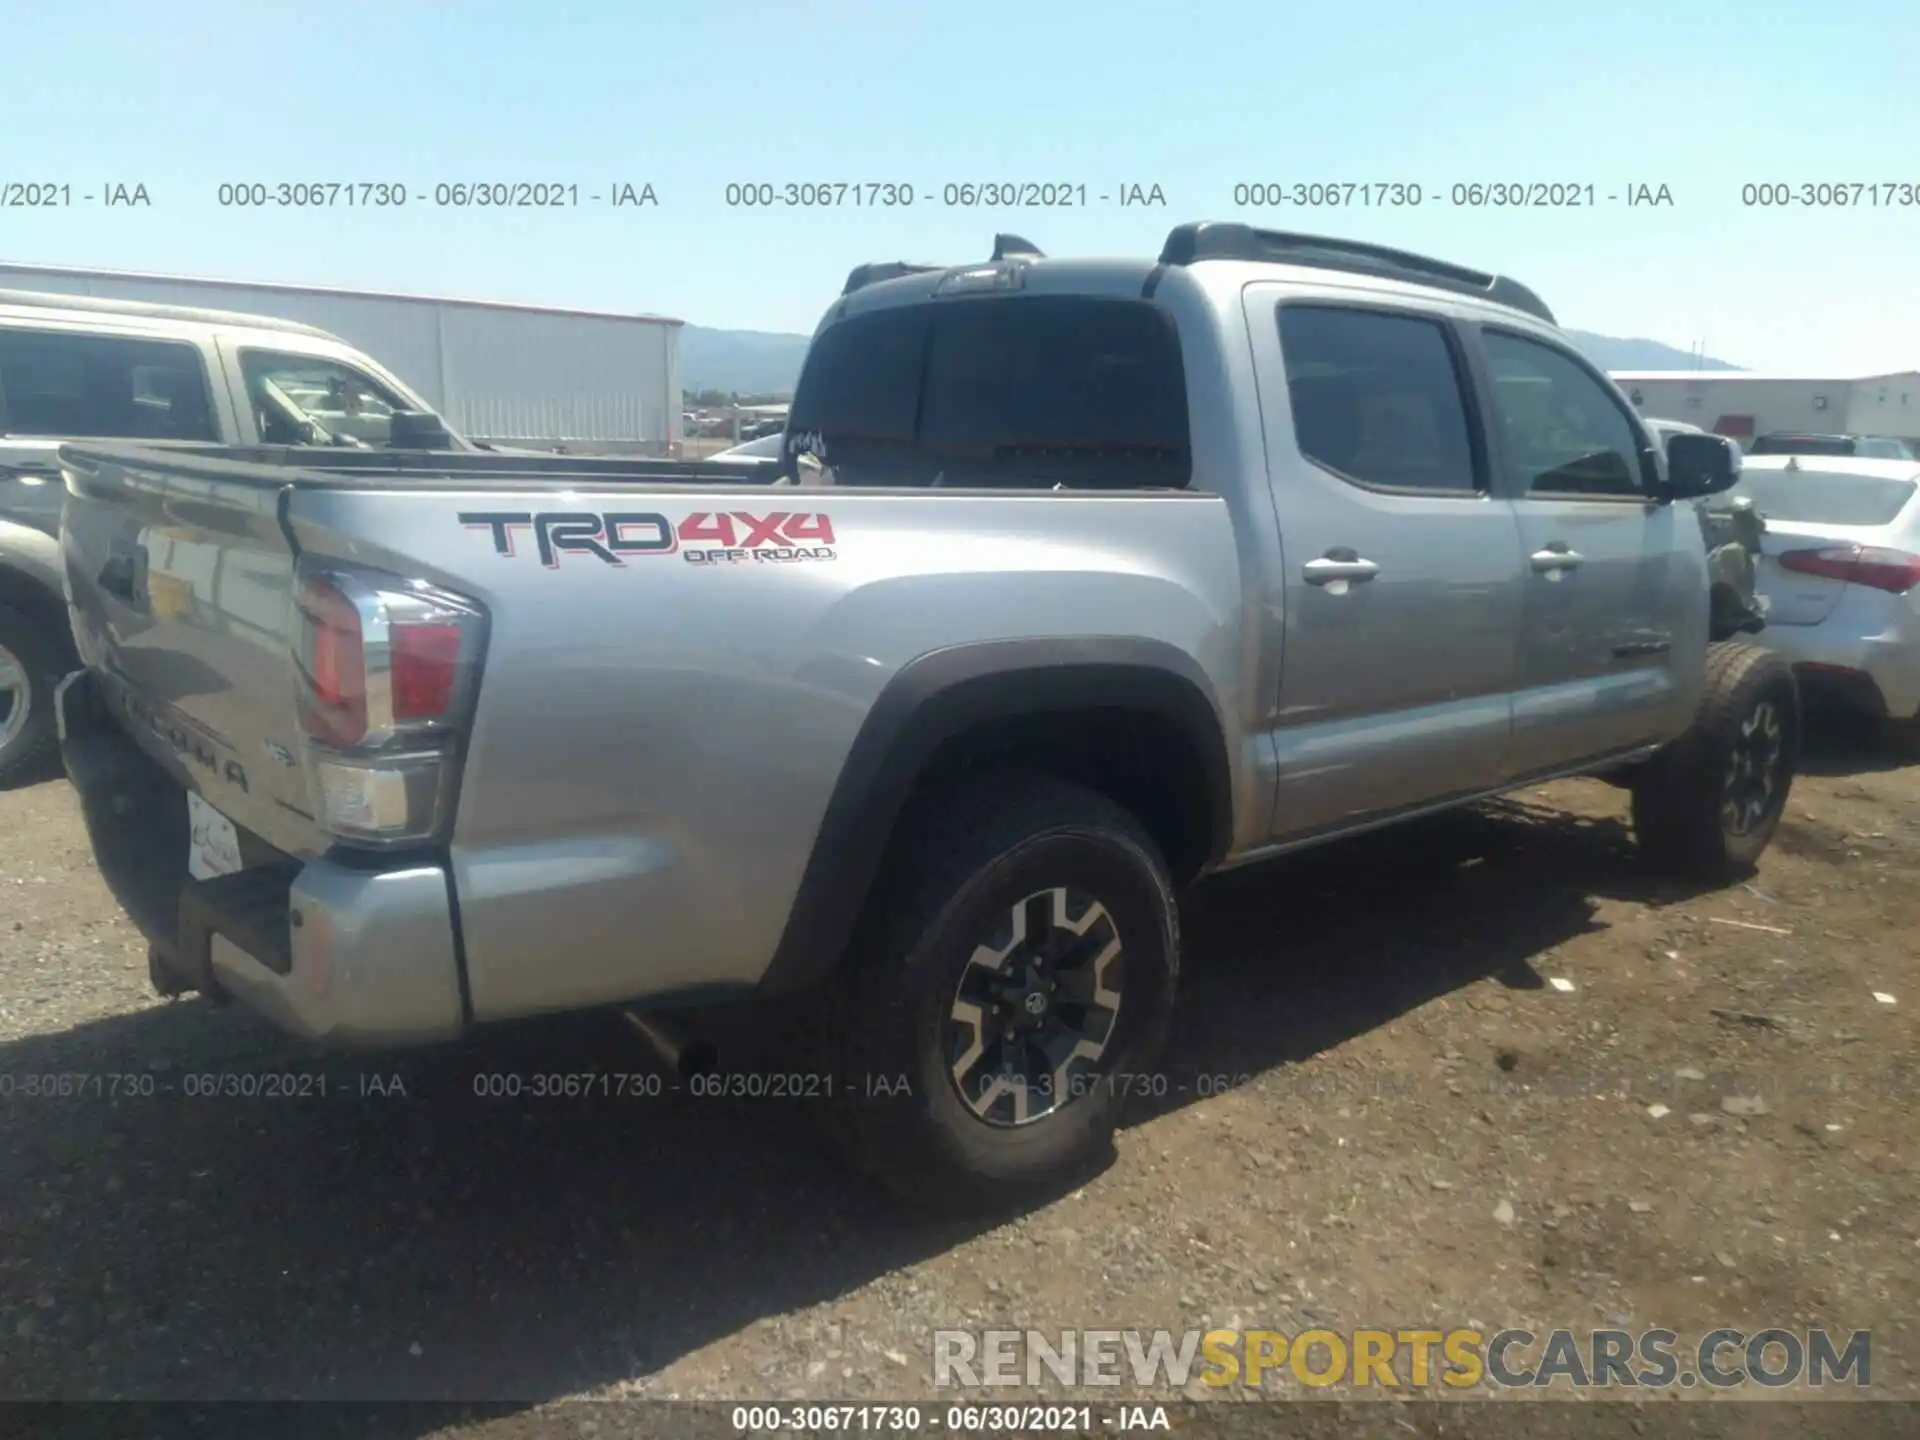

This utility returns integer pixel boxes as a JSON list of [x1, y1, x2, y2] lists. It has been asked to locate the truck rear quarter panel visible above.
[[288, 485, 1246, 1021]]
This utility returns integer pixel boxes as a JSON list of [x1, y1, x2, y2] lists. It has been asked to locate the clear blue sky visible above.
[[6, 0, 1919, 371]]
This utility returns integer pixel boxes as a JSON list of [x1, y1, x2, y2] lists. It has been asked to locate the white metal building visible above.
[[0, 260, 683, 451], [1611, 370, 1920, 451]]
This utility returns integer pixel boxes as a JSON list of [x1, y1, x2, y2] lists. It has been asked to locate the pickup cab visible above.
[[55, 225, 1800, 1212], [0, 288, 465, 784]]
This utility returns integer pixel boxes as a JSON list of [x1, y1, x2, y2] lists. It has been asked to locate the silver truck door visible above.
[[1471, 327, 1694, 774], [1243, 288, 1524, 839]]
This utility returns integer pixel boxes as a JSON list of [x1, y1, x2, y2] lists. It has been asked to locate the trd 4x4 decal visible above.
[[459, 511, 837, 567]]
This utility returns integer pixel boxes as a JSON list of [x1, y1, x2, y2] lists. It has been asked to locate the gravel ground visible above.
[[1, 723, 1915, 1437]]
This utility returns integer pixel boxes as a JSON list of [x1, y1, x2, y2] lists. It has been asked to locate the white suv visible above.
[[0, 290, 464, 782]]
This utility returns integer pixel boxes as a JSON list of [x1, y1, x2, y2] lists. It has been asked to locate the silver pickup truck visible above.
[[55, 225, 1799, 1212]]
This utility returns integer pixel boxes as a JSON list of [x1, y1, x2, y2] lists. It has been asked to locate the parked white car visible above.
[[1720, 455, 1920, 743], [703, 431, 824, 483]]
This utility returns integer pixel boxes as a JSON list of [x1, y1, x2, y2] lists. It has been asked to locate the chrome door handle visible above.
[[1304, 555, 1380, 586], [1530, 547, 1584, 574]]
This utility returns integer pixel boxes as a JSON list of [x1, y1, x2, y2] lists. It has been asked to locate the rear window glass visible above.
[[0, 328, 216, 440], [1726, 468, 1918, 526], [787, 306, 930, 483], [788, 296, 1190, 488], [917, 297, 1189, 487]]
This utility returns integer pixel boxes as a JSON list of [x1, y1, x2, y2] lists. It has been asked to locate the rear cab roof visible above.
[[0, 288, 447, 425], [827, 221, 1559, 324], [0, 287, 348, 345]]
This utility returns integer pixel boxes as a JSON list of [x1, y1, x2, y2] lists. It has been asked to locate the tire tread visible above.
[[1632, 641, 1799, 881], [807, 773, 1177, 1213], [0, 602, 63, 788]]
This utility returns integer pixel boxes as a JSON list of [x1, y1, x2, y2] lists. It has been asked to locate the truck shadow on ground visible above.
[[0, 747, 62, 790], [0, 780, 1801, 1427], [1793, 707, 1918, 778]]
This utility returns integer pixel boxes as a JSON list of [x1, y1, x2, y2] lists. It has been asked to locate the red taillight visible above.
[[299, 577, 368, 746], [1778, 544, 1920, 594], [391, 622, 465, 720], [297, 571, 480, 749], [1850, 547, 1920, 594], [292, 563, 485, 847]]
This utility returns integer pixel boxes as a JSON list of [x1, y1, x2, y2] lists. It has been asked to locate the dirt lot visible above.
[[1, 724, 1915, 1435]]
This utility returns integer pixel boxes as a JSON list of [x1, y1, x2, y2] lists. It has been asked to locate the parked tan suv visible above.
[[0, 289, 462, 782]]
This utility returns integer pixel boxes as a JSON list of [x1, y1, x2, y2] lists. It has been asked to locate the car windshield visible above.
[[721, 433, 783, 458], [1725, 468, 1919, 526]]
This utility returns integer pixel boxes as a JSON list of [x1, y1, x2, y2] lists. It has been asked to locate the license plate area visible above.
[[187, 790, 244, 880]]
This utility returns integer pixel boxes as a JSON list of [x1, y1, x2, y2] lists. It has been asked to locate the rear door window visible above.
[[0, 328, 216, 440], [1276, 304, 1482, 493]]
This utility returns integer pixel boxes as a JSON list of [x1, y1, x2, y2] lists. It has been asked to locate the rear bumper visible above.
[[1756, 621, 1920, 721], [56, 669, 467, 1047]]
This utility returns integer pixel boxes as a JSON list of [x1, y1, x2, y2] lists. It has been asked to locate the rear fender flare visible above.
[[756, 637, 1232, 996]]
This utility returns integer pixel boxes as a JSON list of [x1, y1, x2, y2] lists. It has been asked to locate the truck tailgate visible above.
[[61, 446, 325, 858]]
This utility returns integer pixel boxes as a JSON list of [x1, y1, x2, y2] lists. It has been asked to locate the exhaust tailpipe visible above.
[[622, 1010, 720, 1079]]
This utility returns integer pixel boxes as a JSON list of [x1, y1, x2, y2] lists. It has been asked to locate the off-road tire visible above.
[[1631, 641, 1799, 882], [810, 775, 1179, 1214], [0, 602, 63, 788]]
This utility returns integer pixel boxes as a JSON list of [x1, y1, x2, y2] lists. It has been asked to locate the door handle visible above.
[[1304, 553, 1381, 586], [1530, 546, 1584, 575]]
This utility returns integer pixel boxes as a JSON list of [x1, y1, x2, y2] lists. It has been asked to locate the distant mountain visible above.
[[677, 324, 1739, 397], [679, 326, 814, 396], [1564, 331, 1741, 373]]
